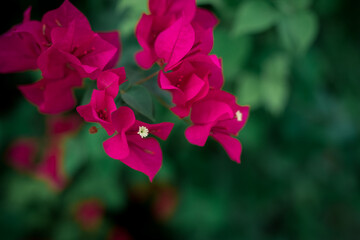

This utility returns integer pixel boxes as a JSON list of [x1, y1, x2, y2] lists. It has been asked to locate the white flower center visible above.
[[235, 110, 242, 122], [137, 126, 149, 138]]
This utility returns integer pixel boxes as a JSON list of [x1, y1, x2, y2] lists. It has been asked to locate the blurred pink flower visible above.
[[74, 199, 104, 231]]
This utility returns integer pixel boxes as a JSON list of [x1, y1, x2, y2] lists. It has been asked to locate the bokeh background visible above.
[[1, 0, 360, 239]]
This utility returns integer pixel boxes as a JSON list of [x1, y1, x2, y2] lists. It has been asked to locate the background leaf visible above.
[[260, 54, 290, 115], [278, 11, 318, 54], [232, 0, 280, 36], [121, 85, 155, 121]]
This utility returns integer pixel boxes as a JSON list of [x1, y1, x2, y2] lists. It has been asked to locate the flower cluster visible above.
[[2, 0, 250, 182], [136, 0, 250, 163], [0, 0, 120, 114]]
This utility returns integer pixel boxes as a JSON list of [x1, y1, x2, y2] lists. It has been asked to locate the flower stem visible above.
[[135, 70, 160, 85]]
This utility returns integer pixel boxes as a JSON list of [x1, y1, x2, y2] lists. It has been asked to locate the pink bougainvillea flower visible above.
[[135, 0, 196, 69], [76, 89, 117, 135], [97, 67, 126, 98], [74, 199, 104, 231], [185, 90, 249, 163], [35, 144, 67, 191], [103, 107, 174, 181], [39, 21, 117, 80], [7, 138, 38, 172], [18, 70, 83, 114], [158, 54, 223, 118]]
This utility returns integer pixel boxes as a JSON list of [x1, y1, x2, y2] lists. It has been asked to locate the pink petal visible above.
[[18, 79, 47, 106], [132, 121, 174, 140], [155, 17, 195, 71], [76, 89, 116, 135], [97, 31, 121, 70], [211, 132, 242, 163], [0, 32, 39, 73], [97, 67, 126, 98], [135, 50, 157, 69], [216, 105, 250, 135], [111, 106, 136, 133], [121, 136, 163, 182], [191, 100, 233, 124], [103, 134, 130, 160], [193, 8, 218, 29], [184, 124, 212, 146], [42, 0, 91, 39]]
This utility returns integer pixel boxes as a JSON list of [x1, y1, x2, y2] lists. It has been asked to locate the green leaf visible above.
[[232, 0, 279, 36], [117, 0, 148, 37], [121, 85, 155, 121], [260, 54, 290, 115], [212, 29, 252, 80], [278, 11, 318, 54], [236, 72, 262, 108], [274, 0, 313, 13]]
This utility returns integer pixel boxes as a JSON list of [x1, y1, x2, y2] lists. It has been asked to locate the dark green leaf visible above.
[[121, 85, 155, 121]]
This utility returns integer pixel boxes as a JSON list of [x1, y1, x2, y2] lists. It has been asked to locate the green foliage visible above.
[[278, 11, 318, 54], [232, 0, 280, 36]]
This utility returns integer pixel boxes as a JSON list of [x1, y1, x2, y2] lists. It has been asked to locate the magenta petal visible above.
[[135, 50, 157, 69], [18, 79, 47, 106], [97, 31, 121, 70], [216, 106, 250, 135], [97, 71, 119, 98], [191, 100, 233, 124], [184, 124, 212, 146], [133, 121, 174, 140], [193, 8, 218, 29], [211, 132, 242, 163], [42, 0, 91, 36], [155, 17, 195, 70], [40, 83, 76, 114], [111, 107, 136, 133], [182, 73, 206, 101], [121, 136, 163, 182], [149, 0, 167, 15], [103, 134, 130, 160], [76, 89, 116, 135], [0, 32, 39, 73]]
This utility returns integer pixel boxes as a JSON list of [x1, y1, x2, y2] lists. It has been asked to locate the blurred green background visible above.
[[1, 0, 360, 239]]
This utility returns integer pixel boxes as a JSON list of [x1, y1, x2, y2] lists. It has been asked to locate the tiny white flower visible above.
[[235, 110, 242, 122], [137, 126, 149, 138]]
